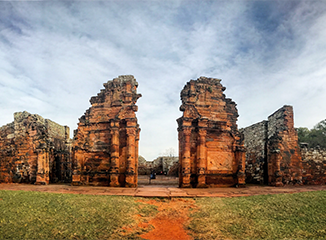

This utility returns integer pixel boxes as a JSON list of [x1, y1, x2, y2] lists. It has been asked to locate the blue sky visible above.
[[1, 0, 326, 160]]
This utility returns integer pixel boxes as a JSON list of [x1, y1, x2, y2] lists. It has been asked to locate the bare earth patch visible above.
[[134, 198, 197, 240], [1, 184, 326, 239]]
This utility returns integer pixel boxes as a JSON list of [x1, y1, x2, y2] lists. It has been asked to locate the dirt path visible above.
[[2, 183, 326, 239], [136, 199, 197, 240], [1, 183, 326, 198]]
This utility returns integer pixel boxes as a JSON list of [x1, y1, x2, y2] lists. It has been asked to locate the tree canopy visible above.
[[297, 119, 326, 148]]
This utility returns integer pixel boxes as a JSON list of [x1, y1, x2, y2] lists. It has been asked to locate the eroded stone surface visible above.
[[177, 77, 246, 188], [138, 156, 179, 176], [241, 106, 303, 186], [72, 75, 141, 187], [301, 146, 326, 185], [0, 111, 71, 184], [240, 121, 267, 184], [267, 106, 303, 186]]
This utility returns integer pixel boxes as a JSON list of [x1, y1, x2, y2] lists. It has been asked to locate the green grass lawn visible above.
[[1, 190, 326, 239], [0, 190, 156, 239], [189, 191, 326, 239]]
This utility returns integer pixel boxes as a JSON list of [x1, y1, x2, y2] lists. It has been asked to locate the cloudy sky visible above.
[[1, 0, 326, 160]]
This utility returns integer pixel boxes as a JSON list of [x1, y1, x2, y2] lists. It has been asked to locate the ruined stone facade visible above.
[[301, 146, 326, 185], [138, 156, 179, 176], [177, 77, 246, 188], [0, 112, 71, 184], [241, 106, 303, 186], [240, 121, 268, 184], [72, 75, 141, 187]]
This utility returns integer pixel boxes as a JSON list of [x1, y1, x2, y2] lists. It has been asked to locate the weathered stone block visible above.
[[177, 77, 245, 188], [241, 106, 303, 186], [72, 75, 141, 187], [301, 146, 326, 185], [0, 111, 71, 184], [138, 156, 179, 176]]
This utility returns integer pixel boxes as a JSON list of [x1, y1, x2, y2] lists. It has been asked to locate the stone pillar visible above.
[[135, 128, 140, 186], [72, 151, 82, 185], [268, 149, 283, 186], [197, 129, 207, 188], [178, 130, 183, 187], [274, 150, 283, 187], [35, 149, 50, 185], [110, 127, 120, 187], [180, 127, 191, 188], [236, 145, 246, 187], [125, 128, 136, 187]]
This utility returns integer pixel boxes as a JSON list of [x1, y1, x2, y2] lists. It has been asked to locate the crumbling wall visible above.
[[46, 119, 67, 139], [177, 77, 245, 188], [138, 156, 149, 175], [167, 161, 179, 176], [267, 106, 302, 186], [240, 121, 267, 184], [0, 111, 71, 184], [162, 157, 179, 173], [301, 146, 326, 184], [138, 156, 179, 175], [72, 75, 141, 187], [242, 106, 302, 186]]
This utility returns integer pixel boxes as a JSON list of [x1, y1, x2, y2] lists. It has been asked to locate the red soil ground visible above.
[[1, 183, 326, 239]]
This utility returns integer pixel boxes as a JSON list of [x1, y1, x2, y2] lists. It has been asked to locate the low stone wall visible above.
[[301, 147, 326, 185], [138, 156, 179, 176]]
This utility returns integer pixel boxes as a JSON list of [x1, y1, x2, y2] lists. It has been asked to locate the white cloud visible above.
[[0, 0, 326, 160]]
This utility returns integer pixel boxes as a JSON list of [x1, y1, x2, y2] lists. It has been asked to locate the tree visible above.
[[314, 119, 326, 135], [161, 148, 176, 157], [297, 119, 326, 148], [297, 127, 310, 143]]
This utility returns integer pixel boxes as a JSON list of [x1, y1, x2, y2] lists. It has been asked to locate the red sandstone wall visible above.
[[72, 75, 141, 187], [242, 106, 303, 186], [267, 106, 302, 186], [0, 111, 71, 184], [177, 77, 245, 188]]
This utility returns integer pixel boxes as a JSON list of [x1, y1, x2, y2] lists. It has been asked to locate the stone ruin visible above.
[[138, 156, 179, 176], [0, 111, 71, 184], [177, 77, 246, 187], [241, 106, 303, 186], [72, 75, 141, 187], [1, 75, 326, 188], [301, 146, 326, 185]]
